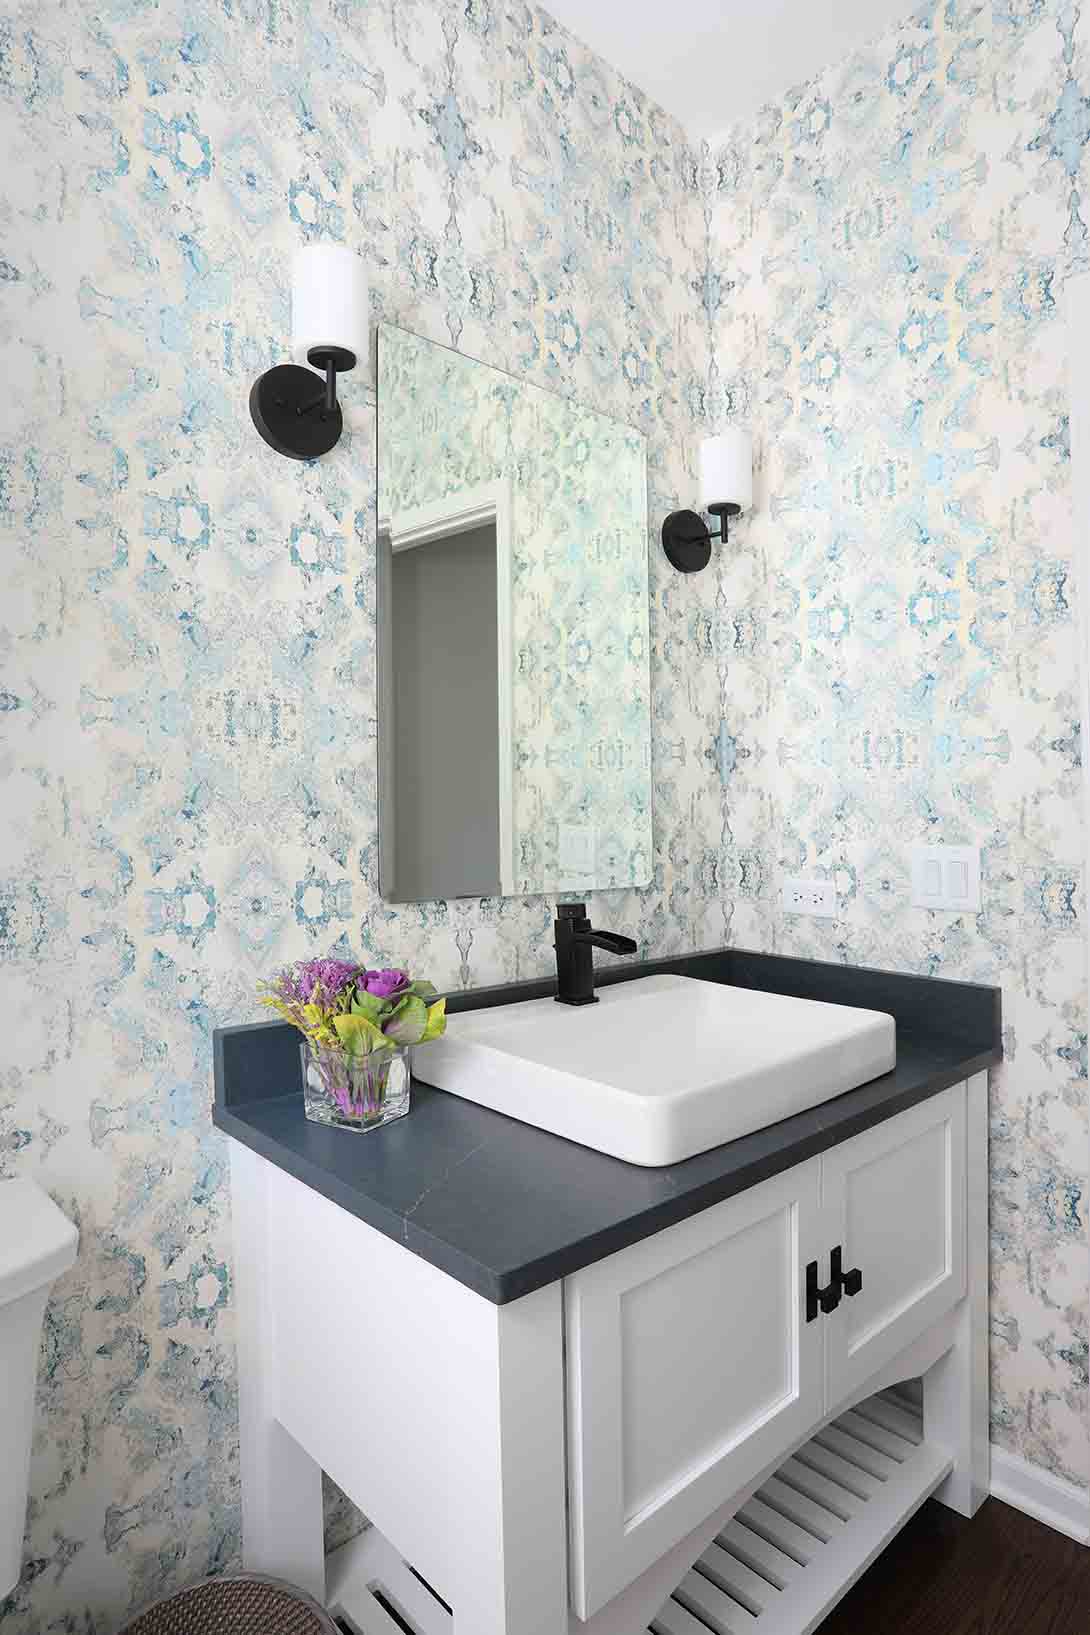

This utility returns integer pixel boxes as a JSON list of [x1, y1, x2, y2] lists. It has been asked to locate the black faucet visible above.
[[554, 903, 638, 1006]]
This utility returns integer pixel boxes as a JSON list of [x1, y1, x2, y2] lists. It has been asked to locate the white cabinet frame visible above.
[[228, 1072, 990, 1635], [230, 1143, 567, 1635]]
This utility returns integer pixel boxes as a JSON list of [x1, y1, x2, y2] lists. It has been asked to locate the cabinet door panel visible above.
[[565, 1160, 823, 1619], [823, 1083, 966, 1406]]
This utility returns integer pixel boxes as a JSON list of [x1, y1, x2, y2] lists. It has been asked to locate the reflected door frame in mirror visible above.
[[378, 482, 515, 900]]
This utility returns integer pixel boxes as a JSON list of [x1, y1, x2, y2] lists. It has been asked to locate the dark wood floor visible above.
[[818, 1497, 1090, 1634]]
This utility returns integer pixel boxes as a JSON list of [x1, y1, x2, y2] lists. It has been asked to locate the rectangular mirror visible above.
[[377, 324, 652, 902]]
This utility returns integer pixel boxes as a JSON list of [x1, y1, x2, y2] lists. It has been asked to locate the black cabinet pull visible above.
[[805, 1258, 841, 1322], [831, 1245, 863, 1299], [806, 1248, 863, 1322]]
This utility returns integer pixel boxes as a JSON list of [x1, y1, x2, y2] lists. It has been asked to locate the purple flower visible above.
[[363, 967, 409, 1000], [287, 958, 362, 1007]]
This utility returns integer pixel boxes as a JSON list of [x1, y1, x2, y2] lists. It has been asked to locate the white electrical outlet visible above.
[[782, 876, 837, 918]]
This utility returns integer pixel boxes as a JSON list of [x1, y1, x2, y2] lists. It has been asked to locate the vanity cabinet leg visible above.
[[230, 1144, 326, 1600], [450, 1283, 569, 1635], [926, 1069, 990, 1518], [240, 1416, 325, 1599]]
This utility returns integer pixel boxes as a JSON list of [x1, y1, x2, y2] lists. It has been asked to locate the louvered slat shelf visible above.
[[647, 1393, 950, 1635], [329, 1390, 951, 1635]]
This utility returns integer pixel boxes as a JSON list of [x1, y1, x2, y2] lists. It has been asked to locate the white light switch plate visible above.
[[558, 824, 596, 875], [911, 844, 981, 912]]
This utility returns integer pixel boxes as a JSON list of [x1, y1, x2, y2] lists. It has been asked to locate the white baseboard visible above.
[[990, 1447, 1090, 1545]]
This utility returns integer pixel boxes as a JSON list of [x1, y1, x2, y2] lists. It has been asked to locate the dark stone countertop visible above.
[[213, 948, 1001, 1304]]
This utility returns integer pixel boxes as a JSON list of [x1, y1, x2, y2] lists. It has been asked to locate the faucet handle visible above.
[[556, 902, 588, 921]]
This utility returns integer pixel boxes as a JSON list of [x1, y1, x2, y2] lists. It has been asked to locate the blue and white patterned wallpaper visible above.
[[0, 2, 709, 1629], [706, 0, 1088, 1490], [2, 0, 1088, 1628]]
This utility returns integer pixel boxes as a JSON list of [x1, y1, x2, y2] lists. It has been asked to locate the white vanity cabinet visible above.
[[564, 1083, 967, 1617], [228, 1074, 987, 1635]]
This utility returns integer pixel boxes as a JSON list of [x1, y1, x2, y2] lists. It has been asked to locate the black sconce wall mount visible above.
[[250, 346, 357, 462], [661, 502, 741, 574]]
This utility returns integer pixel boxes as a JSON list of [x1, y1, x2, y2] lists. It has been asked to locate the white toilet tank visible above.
[[0, 1179, 78, 1599]]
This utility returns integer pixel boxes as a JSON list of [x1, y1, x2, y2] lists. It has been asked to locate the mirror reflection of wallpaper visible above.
[[378, 324, 652, 898]]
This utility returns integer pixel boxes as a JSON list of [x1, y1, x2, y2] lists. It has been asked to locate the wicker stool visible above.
[[118, 1573, 340, 1635]]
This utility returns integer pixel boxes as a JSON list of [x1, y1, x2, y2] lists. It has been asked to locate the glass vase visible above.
[[300, 1041, 411, 1132]]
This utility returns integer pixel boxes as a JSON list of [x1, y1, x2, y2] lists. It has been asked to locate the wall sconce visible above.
[[661, 428, 753, 573], [250, 244, 368, 460]]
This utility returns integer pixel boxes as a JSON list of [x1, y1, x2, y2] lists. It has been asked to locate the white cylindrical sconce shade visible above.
[[292, 243, 369, 368], [699, 428, 753, 513]]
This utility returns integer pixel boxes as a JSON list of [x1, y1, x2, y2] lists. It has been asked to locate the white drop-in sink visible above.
[[417, 974, 896, 1166]]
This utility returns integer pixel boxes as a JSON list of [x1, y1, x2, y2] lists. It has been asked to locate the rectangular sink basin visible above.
[[416, 974, 896, 1166]]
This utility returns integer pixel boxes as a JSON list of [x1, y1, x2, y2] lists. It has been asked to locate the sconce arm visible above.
[[298, 357, 339, 419]]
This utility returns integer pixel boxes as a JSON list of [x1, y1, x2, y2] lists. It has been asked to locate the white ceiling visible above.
[[544, 0, 916, 139]]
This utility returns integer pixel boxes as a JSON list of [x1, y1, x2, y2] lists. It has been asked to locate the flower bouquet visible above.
[[259, 958, 447, 1131]]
